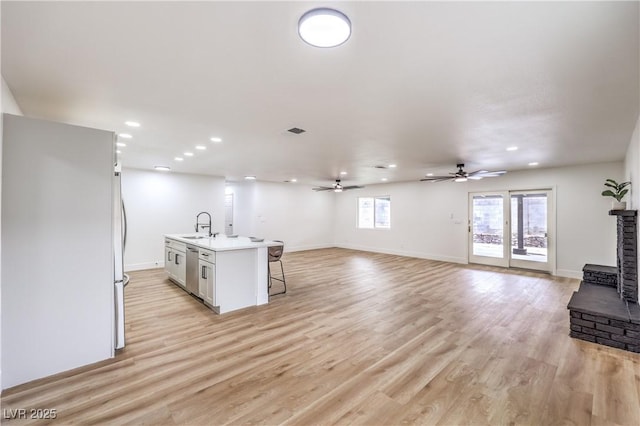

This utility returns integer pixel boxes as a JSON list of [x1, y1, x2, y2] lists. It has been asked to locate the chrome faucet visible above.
[[195, 212, 212, 237]]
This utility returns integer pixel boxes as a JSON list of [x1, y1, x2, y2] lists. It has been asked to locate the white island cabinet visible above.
[[164, 234, 279, 314]]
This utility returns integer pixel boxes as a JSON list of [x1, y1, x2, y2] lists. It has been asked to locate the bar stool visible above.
[[268, 240, 286, 296]]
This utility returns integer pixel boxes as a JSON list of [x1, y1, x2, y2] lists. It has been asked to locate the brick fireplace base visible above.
[[568, 275, 640, 353]]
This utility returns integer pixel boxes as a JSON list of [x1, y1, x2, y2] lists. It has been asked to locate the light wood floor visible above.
[[2, 248, 640, 425]]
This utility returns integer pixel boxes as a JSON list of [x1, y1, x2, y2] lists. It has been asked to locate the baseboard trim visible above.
[[284, 244, 335, 253], [555, 269, 583, 280], [125, 262, 164, 272], [335, 244, 468, 265]]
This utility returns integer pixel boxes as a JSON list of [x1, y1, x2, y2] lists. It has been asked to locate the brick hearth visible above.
[[567, 210, 640, 353]]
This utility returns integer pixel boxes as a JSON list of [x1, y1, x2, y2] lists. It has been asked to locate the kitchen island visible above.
[[164, 234, 280, 314]]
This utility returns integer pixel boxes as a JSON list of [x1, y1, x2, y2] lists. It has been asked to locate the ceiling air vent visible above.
[[374, 165, 388, 169], [287, 127, 306, 134]]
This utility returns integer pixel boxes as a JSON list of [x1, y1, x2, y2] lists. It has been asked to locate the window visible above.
[[358, 196, 391, 229]]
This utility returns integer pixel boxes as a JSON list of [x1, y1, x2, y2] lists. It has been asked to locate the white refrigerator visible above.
[[1, 113, 125, 389]]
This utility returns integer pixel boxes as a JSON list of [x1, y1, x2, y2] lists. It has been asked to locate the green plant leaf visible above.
[[617, 189, 629, 201], [619, 182, 631, 189], [604, 182, 618, 189], [602, 190, 616, 198], [606, 179, 619, 185]]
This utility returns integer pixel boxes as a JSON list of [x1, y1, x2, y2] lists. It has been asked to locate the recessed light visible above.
[[506, 146, 518, 151], [116, 142, 127, 147], [381, 178, 388, 182], [175, 157, 184, 161], [426, 173, 434, 177], [195, 145, 206, 150], [298, 8, 351, 48], [125, 121, 140, 128], [154, 166, 171, 171], [245, 176, 256, 180], [118, 133, 132, 139], [210, 137, 222, 143], [184, 152, 194, 157], [116, 150, 122, 154], [528, 162, 539, 166], [388, 164, 397, 168], [291, 178, 298, 183], [340, 171, 348, 175]]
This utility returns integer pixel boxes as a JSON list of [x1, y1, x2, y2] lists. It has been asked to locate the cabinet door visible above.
[[198, 260, 207, 299], [198, 260, 215, 306], [206, 263, 216, 306], [174, 251, 186, 288], [165, 247, 174, 278]]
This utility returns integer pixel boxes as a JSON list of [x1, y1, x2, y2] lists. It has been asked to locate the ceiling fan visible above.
[[312, 179, 364, 193], [420, 163, 507, 183]]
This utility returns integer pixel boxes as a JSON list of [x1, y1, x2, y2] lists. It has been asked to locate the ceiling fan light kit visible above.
[[312, 179, 364, 192], [420, 163, 507, 183]]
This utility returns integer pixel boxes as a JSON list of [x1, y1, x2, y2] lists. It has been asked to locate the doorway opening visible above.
[[468, 189, 554, 273]]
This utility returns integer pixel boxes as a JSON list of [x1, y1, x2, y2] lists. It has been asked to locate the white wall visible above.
[[121, 168, 225, 271], [229, 181, 335, 252], [334, 162, 622, 278], [624, 114, 640, 304], [1, 78, 23, 116], [625, 116, 640, 209], [2, 115, 114, 389], [0, 76, 23, 391]]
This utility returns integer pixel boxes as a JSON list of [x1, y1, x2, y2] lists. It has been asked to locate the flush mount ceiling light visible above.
[[125, 121, 140, 128], [210, 137, 222, 143], [245, 176, 256, 180], [154, 166, 171, 171], [298, 8, 351, 48], [195, 145, 206, 150], [118, 133, 132, 139]]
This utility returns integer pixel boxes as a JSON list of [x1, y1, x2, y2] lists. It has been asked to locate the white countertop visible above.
[[165, 233, 281, 252]]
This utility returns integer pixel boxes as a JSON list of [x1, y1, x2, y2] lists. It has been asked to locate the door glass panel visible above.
[[472, 195, 504, 258], [510, 193, 548, 263]]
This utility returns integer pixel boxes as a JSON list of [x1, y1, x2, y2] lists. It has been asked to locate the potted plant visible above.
[[602, 179, 631, 210]]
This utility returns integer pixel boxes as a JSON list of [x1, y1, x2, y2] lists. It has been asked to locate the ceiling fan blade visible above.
[[467, 175, 484, 180], [420, 175, 454, 181], [476, 170, 507, 177], [342, 185, 365, 190], [312, 186, 333, 191], [467, 170, 489, 176], [420, 177, 454, 182]]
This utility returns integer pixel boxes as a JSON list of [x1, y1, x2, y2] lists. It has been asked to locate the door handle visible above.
[[202, 265, 207, 279], [175, 254, 180, 265]]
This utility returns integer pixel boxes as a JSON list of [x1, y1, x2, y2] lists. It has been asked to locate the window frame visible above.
[[357, 195, 391, 230]]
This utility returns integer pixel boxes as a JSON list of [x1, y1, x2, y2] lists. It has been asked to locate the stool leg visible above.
[[279, 259, 286, 294]]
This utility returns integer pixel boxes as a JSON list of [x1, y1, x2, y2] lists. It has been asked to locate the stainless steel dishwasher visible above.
[[185, 245, 201, 297]]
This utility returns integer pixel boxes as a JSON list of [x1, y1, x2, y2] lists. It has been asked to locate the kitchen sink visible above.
[[182, 235, 208, 239]]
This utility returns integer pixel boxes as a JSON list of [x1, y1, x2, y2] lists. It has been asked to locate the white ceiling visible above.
[[2, 1, 639, 187]]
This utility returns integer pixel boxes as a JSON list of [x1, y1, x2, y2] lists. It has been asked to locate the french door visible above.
[[468, 190, 553, 272]]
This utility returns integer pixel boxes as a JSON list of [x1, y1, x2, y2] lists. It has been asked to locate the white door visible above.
[[508, 190, 553, 272], [469, 190, 554, 273], [468, 192, 509, 267], [224, 193, 234, 236]]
